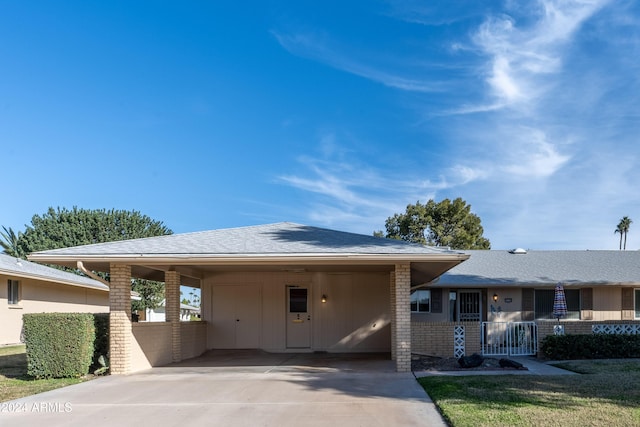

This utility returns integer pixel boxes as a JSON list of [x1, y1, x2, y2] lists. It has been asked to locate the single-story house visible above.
[[28, 222, 469, 373], [0, 253, 109, 345], [142, 299, 200, 322], [411, 249, 640, 358]]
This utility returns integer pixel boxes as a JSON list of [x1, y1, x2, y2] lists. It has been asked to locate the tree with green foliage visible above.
[[615, 216, 632, 250], [19, 206, 171, 253], [0, 226, 26, 258], [381, 198, 490, 249], [5, 206, 172, 311]]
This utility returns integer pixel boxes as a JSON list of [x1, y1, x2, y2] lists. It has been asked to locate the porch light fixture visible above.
[[493, 293, 499, 302], [321, 294, 327, 303]]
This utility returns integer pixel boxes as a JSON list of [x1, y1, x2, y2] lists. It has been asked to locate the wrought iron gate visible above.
[[481, 322, 538, 356]]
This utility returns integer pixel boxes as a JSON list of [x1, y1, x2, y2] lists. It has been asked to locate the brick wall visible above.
[[537, 320, 640, 347], [110, 263, 132, 374], [412, 320, 640, 358], [412, 322, 481, 357], [181, 321, 207, 360], [390, 271, 396, 361], [394, 264, 411, 372], [131, 322, 173, 370], [165, 270, 182, 363]]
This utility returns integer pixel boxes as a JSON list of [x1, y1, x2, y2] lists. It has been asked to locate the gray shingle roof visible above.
[[30, 222, 460, 257], [434, 250, 640, 287], [0, 253, 108, 291]]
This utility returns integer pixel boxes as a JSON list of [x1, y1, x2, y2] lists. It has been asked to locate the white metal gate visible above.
[[481, 322, 538, 356]]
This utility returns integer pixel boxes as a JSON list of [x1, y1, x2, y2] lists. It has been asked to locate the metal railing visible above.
[[481, 321, 538, 356]]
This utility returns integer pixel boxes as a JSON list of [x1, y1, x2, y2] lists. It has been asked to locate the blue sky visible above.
[[1, 0, 639, 250]]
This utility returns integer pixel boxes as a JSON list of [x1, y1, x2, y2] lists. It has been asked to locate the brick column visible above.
[[109, 264, 132, 375], [393, 263, 411, 372], [165, 270, 181, 363], [390, 271, 396, 361]]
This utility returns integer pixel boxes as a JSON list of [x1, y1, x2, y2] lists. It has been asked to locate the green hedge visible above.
[[23, 313, 96, 378], [92, 313, 109, 370], [541, 334, 640, 360]]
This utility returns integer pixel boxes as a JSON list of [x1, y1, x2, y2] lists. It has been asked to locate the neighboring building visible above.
[[29, 222, 469, 373], [144, 299, 200, 322], [412, 249, 640, 323], [0, 253, 109, 345], [410, 249, 640, 358]]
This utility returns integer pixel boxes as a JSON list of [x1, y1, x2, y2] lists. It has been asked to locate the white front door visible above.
[[286, 285, 311, 349]]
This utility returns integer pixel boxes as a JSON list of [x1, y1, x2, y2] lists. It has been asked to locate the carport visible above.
[[28, 222, 468, 374]]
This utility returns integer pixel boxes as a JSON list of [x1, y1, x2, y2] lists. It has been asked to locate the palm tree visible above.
[[615, 223, 624, 250], [615, 217, 633, 250], [0, 226, 26, 258], [622, 217, 632, 250]]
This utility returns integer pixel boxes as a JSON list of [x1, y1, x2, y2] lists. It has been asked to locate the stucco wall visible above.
[[592, 288, 623, 320], [202, 271, 391, 353], [0, 274, 109, 345], [487, 287, 523, 322]]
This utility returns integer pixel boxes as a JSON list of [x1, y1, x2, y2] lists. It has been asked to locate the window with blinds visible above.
[[534, 289, 580, 320]]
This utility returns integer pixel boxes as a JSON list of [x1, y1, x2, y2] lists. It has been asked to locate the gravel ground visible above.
[[411, 354, 527, 372]]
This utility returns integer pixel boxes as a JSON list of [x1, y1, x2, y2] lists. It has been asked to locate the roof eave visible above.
[[0, 267, 109, 292], [28, 252, 469, 266]]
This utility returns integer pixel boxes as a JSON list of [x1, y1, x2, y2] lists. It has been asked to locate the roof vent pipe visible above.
[[509, 248, 528, 254]]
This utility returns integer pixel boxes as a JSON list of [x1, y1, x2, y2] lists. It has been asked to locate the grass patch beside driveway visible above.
[[0, 345, 88, 402], [418, 359, 640, 427]]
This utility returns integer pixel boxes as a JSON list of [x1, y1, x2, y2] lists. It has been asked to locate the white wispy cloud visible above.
[[471, 0, 610, 110], [272, 31, 445, 93], [277, 135, 458, 233], [448, 0, 607, 183], [501, 128, 571, 178], [276, 0, 640, 249]]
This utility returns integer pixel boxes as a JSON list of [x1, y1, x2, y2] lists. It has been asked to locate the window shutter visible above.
[[581, 288, 593, 309], [581, 288, 593, 320], [431, 288, 443, 313], [621, 288, 634, 320], [522, 288, 534, 321], [622, 288, 634, 310]]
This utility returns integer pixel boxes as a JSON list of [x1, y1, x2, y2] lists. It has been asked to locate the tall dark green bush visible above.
[[23, 313, 95, 378], [541, 334, 640, 360], [92, 313, 110, 370]]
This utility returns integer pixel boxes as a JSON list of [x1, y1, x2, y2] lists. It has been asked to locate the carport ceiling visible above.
[[124, 259, 462, 287]]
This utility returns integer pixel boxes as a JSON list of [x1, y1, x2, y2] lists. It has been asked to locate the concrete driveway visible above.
[[1, 351, 446, 427]]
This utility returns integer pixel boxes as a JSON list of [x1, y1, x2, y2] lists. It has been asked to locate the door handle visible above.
[[307, 315, 311, 321], [236, 319, 240, 322]]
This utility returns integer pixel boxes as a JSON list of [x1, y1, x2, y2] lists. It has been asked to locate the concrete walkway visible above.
[[1, 351, 448, 427], [1, 353, 577, 426], [414, 356, 578, 377]]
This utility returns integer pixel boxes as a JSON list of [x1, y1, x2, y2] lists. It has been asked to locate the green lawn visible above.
[[0, 345, 89, 402], [418, 359, 640, 427]]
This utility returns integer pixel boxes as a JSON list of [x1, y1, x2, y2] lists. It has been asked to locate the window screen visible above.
[[410, 289, 430, 313], [535, 289, 580, 320], [7, 280, 19, 305]]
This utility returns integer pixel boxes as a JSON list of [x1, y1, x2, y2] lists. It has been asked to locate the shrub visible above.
[[92, 313, 109, 370], [541, 334, 640, 360], [23, 313, 95, 378]]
